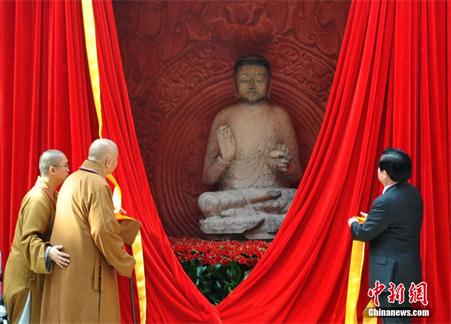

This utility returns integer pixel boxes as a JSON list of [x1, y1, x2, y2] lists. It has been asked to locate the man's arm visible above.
[[20, 196, 71, 272], [117, 219, 141, 246], [88, 184, 135, 277], [350, 197, 390, 242], [19, 197, 54, 273]]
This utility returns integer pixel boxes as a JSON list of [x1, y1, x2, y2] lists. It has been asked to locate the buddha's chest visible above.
[[229, 113, 278, 153]]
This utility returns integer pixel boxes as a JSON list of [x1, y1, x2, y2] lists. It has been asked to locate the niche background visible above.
[[113, 1, 350, 237]]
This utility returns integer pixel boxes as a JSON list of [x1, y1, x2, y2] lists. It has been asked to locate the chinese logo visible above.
[[368, 281, 428, 307]]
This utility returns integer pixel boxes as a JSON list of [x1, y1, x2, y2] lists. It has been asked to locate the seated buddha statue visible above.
[[198, 55, 302, 240]]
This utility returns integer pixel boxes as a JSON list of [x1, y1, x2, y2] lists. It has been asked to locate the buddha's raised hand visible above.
[[216, 125, 236, 164]]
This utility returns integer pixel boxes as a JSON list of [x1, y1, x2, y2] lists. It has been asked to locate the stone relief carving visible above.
[[113, 0, 350, 237]]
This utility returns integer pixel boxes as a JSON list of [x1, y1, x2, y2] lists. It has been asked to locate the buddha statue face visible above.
[[235, 64, 270, 104]]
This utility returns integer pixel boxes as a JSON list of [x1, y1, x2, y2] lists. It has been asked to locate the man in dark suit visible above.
[[348, 148, 423, 323]]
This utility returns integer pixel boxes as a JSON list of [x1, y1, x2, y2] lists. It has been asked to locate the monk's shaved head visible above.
[[39, 149, 66, 176], [88, 139, 118, 163]]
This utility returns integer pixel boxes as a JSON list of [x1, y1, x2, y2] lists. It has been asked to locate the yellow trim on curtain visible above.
[[363, 300, 376, 324], [345, 239, 365, 323], [345, 216, 376, 324], [81, 1, 146, 323], [81, 0, 102, 139], [109, 175, 147, 324]]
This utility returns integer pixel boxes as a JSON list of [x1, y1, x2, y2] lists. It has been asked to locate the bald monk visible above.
[[4, 149, 71, 323], [40, 139, 139, 323], [199, 56, 302, 239]]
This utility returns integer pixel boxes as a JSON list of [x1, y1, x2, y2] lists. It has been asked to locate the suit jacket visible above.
[[351, 182, 423, 288]]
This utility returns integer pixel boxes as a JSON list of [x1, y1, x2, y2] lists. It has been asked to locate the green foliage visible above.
[[181, 259, 253, 304]]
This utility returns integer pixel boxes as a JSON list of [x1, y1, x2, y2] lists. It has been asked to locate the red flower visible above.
[[169, 237, 270, 267]]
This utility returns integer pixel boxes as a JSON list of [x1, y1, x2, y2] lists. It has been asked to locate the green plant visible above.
[[181, 259, 253, 304], [170, 237, 269, 304]]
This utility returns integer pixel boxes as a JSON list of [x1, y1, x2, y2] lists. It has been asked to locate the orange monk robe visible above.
[[40, 160, 138, 323], [4, 177, 57, 323]]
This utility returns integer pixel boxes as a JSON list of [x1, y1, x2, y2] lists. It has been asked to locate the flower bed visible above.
[[170, 237, 270, 304]]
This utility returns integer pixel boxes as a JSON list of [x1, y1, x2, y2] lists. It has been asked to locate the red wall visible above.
[[113, 1, 350, 237]]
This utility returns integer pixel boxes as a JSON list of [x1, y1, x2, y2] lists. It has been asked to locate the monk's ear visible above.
[[48, 165, 57, 175], [105, 157, 111, 168]]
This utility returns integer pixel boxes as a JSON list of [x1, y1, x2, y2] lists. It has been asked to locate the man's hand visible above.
[[114, 207, 127, 215], [49, 245, 71, 268], [348, 217, 359, 227], [217, 125, 236, 163]]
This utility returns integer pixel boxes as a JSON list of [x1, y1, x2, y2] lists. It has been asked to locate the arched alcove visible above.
[[113, 0, 350, 236]]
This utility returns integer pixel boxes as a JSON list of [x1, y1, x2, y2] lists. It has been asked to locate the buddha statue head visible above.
[[234, 55, 272, 105]]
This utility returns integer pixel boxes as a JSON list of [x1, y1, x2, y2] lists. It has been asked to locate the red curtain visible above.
[[90, 2, 220, 322], [218, 0, 451, 322], [1, 1, 450, 323], [0, 0, 97, 266]]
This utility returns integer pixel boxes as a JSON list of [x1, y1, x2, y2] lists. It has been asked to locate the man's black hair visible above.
[[379, 148, 412, 183], [234, 55, 271, 76]]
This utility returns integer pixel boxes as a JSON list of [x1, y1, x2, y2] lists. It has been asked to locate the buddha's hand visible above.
[[267, 143, 292, 173], [217, 125, 236, 164]]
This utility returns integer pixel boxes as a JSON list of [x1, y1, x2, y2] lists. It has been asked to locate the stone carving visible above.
[[113, 1, 349, 237], [198, 56, 301, 239]]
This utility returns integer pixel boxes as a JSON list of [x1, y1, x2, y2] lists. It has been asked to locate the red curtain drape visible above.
[[90, 2, 220, 322], [0, 0, 97, 267], [0, 1, 219, 323], [218, 0, 451, 322], [1, 0, 449, 323]]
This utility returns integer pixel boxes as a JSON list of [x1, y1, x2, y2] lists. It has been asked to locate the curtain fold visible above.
[[90, 1, 220, 322], [218, 1, 450, 322], [1, 0, 449, 323], [1, 0, 96, 264], [218, 1, 397, 321]]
